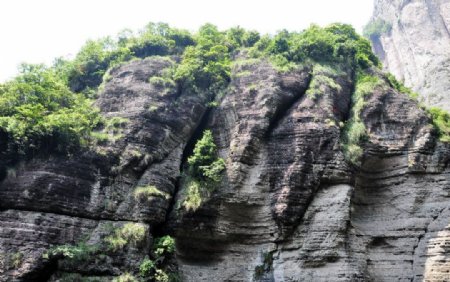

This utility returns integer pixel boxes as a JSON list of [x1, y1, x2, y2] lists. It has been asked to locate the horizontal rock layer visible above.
[[0, 55, 449, 281]]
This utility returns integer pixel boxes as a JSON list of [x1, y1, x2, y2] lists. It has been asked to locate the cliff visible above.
[[0, 23, 449, 281], [367, 0, 450, 111]]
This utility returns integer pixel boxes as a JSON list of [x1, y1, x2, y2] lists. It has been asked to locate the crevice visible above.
[[180, 107, 213, 168], [155, 104, 215, 236], [264, 73, 313, 138]]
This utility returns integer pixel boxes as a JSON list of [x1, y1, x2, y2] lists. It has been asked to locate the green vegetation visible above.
[[342, 74, 384, 165], [363, 19, 392, 39], [42, 227, 178, 281], [139, 235, 178, 282], [0, 64, 101, 155], [105, 223, 147, 251], [173, 24, 232, 94], [149, 76, 176, 89], [112, 273, 138, 282], [65, 23, 194, 92], [386, 73, 419, 100], [43, 241, 99, 263], [385, 73, 449, 142], [254, 252, 274, 280], [154, 235, 176, 256], [1, 22, 383, 159], [8, 252, 23, 269], [182, 130, 226, 211], [134, 185, 171, 201], [306, 64, 342, 99], [428, 107, 450, 142], [91, 116, 129, 145], [249, 23, 380, 72]]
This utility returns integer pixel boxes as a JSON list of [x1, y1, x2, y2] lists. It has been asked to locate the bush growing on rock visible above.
[[105, 223, 147, 251], [0, 64, 101, 156], [182, 130, 226, 211]]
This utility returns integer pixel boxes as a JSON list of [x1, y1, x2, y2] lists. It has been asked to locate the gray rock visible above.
[[369, 0, 450, 110], [0, 54, 449, 281]]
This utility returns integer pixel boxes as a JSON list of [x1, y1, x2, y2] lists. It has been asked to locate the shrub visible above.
[[306, 64, 342, 99], [428, 107, 450, 142], [187, 130, 225, 181], [139, 235, 177, 281], [105, 223, 147, 251], [386, 73, 419, 100], [149, 76, 176, 89], [0, 64, 101, 155], [182, 130, 226, 211], [182, 179, 203, 211], [113, 273, 138, 282], [173, 24, 231, 93], [342, 74, 383, 166], [154, 235, 175, 257], [67, 37, 134, 92], [154, 269, 169, 282], [10, 252, 23, 269], [44, 242, 98, 263], [251, 23, 380, 71], [139, 257, 155, 277], [134, 185, 171, 201]]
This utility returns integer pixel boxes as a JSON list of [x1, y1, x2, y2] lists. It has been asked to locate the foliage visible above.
[[182, 179, 203, 211], [64, 23, 194, 93], [187, 130, 225, 181], [139, 257, 155, 277], [254, 252, 274, 280], [306, 64, 342, 99], [112, 273, 138, 282], [0, 64, 101, 155], [67, 37, 134, 92], [250, 23, 380, 71], [154, 235, 176, 256], [134, 185, 171, 201], [44, 241, 98, 263], [149, 76, 176, 89], [10, 252, 23, 269], [139, 235, 177, 281], [173, 24, 232, 93], [105, 223, 147, 251], [386, 73, 419, 100], [154, 269, 170, 282], [363, 19, 392, 39], [342, 74, 383, 166], [428, 107, 450, 142], [182, 130, 226, 211]]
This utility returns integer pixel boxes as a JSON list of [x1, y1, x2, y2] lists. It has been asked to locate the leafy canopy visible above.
[[0, 64, 101, 155]]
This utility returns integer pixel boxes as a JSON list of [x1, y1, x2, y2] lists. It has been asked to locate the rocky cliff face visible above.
[[0, 53, 449, 281], [368, 0, 450, 111]]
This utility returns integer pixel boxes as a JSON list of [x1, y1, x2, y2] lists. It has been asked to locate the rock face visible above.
[[368, 0, 450, 111], [0, 55, 449, 281]]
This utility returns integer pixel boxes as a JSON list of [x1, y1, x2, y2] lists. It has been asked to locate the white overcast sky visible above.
[[0, 0, 374, 82]]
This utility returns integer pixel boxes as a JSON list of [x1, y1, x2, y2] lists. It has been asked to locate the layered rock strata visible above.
[[0, 55, 449, 281]]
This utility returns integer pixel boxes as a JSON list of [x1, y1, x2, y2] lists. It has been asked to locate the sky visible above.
[[0, 0, 374, 82]]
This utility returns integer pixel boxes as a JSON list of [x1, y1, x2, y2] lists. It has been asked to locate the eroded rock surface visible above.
[[369, 0, 450, 110], [0, 55, 449, 281]]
